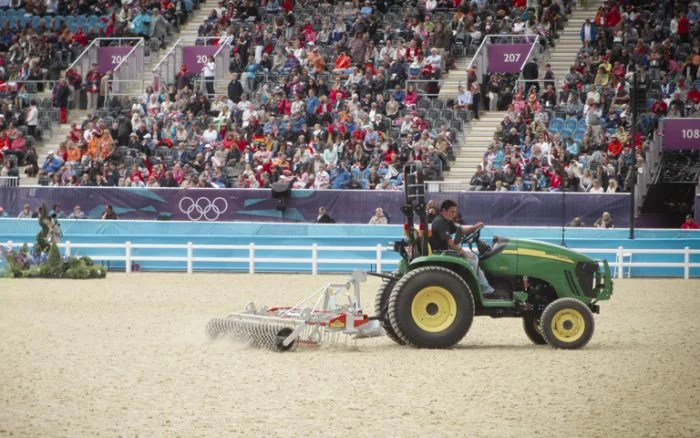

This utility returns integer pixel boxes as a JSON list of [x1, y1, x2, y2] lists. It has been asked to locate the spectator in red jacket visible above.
[[651, 96, 667, 116], [688, 87, 700, 105], [681, 214, 699, 229], [607, 135, 623, 157]]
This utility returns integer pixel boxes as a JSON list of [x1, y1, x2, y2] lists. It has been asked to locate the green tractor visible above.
[[374, 163, 613, 349]]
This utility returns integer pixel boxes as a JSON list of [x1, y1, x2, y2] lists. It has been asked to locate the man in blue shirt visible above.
[[42, 151, 64, 174]]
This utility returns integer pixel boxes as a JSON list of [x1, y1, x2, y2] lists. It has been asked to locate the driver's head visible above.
[[440, 199, 458, 222]]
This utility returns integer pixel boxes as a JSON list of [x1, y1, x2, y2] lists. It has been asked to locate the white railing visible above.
[[1, 241, 699, 277], [0, 176, 19, 187], [577, 247, 700, 280], [1, 241, 397, 275]]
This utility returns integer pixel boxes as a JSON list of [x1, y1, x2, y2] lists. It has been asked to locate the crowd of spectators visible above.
[[33, 0, 574, 191], [468, 0, 700, 195], [0, 0, 201, 182], [33, 0, 485, 189]]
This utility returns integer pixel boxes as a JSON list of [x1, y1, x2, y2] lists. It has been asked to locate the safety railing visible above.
[[425, 180, 464, 192], [1, 241, 398, 275], [152, 38, 181, 91], [67, 37, 144, 78], [109, 39, 145, 100], [635, 121, 665, 217], [0, 176, 19, 187], [151, 37, 230, 92], [467, 34, 543, 82], [67, 38, 101, 78], [1, 241, 699, 278]]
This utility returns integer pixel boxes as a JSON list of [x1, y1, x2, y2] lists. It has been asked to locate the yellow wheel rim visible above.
[[411, 286, 457, 333], [550, 308, 585, 343]]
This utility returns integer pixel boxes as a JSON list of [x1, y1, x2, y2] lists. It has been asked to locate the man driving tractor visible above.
[[428, 199, 496, 297]]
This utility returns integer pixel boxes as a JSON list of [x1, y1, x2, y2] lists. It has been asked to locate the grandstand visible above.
[[0, 0, 698, 227]]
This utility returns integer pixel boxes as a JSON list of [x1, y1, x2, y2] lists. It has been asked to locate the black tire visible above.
[[540, 298, 595, 349], [374, 275, 406, 345], [388, 266, 474, 348], [522, 313, 547, 345]]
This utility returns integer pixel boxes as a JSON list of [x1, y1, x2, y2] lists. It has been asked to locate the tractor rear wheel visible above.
[[374, 274, 405, 345], [522, 313, 547, 345], [540, 298, 595, 349], [388, 266, 474, 348]]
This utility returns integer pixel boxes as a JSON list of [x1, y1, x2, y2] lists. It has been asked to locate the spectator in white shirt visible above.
[[455, 85, 473, 110]]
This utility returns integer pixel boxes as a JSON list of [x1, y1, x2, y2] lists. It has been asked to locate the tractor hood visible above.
[[480, 237, 595, 275], [502, 238, 594, 266]]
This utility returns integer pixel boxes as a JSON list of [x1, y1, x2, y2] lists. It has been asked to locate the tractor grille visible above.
[[575, 262, 598, 298]]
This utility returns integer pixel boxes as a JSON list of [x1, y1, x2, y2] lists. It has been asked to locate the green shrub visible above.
[[89, 265, 107, 278], [66, 263, 90, 279], [46, 243, 63, 277]]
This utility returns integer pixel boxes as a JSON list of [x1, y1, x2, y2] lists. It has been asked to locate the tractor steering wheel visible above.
[[455, 225, 482, 247]]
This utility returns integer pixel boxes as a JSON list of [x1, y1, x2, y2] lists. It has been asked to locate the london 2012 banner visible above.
[[487, 44, 534, 73], [662, 119, 700, 151], [0, 188, 631, 227]]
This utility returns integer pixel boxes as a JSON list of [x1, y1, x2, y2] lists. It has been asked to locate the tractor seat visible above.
[[480, 236, 510, 261]]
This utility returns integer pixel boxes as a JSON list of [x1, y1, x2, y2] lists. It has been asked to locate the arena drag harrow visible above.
[[206, 271, 385, 352]]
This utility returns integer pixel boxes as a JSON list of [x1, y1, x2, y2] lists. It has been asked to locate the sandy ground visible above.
[[1, 274, 699, 438]]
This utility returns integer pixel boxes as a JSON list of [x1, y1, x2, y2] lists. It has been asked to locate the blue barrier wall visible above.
[[1, 219, 699, 277]]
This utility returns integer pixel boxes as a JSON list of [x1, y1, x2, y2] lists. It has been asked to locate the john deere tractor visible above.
[[374, 163, 613, 349]]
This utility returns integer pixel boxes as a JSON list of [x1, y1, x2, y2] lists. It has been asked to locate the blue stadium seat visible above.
[[574, 129, 585, 143], [577, 119, 587, 131], [560, 129, 572, 140], [549, 118, 564, 134], [564, 118, 578, 132]]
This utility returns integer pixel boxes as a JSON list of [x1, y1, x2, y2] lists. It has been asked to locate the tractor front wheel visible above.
[[388, 266, 474, 348], [540, 298, 595, 349], [522, 313, 547, 345], [374, 275, 405, 345]]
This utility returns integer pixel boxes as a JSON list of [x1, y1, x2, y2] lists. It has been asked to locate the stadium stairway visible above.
[[544, 3, 599, 84], [442, 3, 597, 188], [434, 54, 473, 190], [29, 5, 213, 184]]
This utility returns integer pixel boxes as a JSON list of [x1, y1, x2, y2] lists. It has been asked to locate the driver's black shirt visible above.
[[429, 214, 457, 251]]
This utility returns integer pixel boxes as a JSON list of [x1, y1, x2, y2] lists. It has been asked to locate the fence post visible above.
[[125, 241, 132, 273], [249, 243, 255, 274], [684, 246, 690, 280], [617, 246, 624, 280], [65, 241, 71, 257], [312, 244, 318, 275], [187, 242, 193, 274], [376, 244, 383, 274]]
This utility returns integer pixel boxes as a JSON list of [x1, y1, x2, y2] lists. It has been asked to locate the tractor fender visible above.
[[409, 255, 482, 297]]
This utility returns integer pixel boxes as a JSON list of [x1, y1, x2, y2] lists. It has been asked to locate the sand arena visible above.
[[1, 274, 699, 437]]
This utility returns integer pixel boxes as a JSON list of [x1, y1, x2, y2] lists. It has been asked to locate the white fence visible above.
[[2, 241, 699, 278], [0, 176, 19, 187], [2, 241, 396, 275]]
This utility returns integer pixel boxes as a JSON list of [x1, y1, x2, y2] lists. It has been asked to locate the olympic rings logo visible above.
[[178, 196, 229, 221]]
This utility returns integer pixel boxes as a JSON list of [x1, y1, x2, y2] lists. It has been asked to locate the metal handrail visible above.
[[112, 39, 144, 74], [151, 37, 181, 75], [67, 38, 100, 72]]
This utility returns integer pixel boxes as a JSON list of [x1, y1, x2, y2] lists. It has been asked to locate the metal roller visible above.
[[206, 317, 298, 352]]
